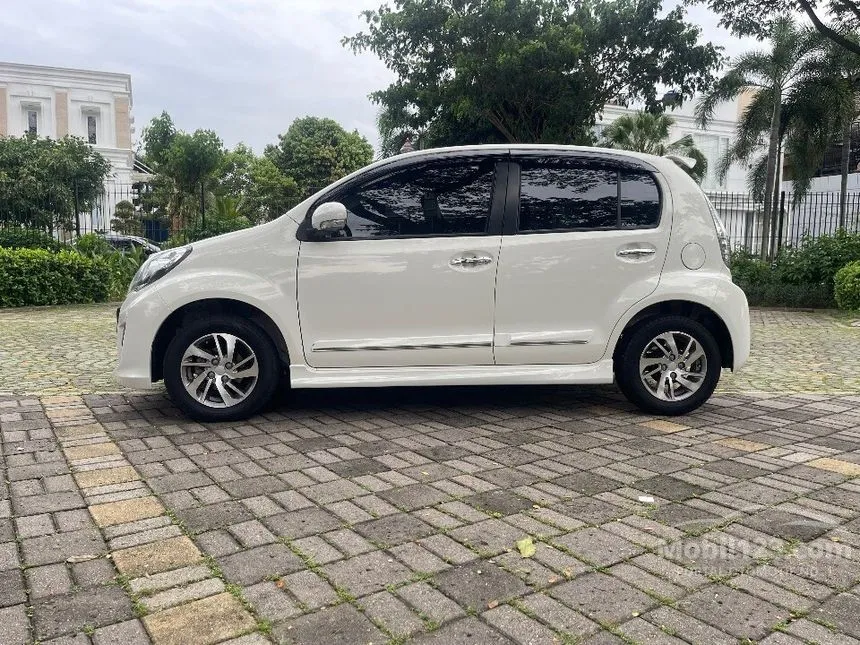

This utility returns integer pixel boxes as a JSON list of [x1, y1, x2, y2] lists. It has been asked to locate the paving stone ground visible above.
[[0, 304, 860, 644]]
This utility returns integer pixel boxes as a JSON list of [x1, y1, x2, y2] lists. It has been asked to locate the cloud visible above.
[[0, 0, 755, 154]]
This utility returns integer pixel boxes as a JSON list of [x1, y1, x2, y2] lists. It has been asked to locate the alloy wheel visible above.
[[638, 331, 708, 402], [180, 333, 259, 408]]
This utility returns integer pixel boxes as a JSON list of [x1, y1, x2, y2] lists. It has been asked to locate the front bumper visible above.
[[114, 288, 165, 389]]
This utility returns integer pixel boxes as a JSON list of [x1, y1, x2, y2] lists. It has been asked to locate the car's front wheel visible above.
[[616, 316, 721, 416], [163, 316, 280, 422]]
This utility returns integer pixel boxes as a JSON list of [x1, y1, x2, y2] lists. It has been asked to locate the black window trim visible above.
[[505, 154, 664, 235], [296, 152, 510, 242]]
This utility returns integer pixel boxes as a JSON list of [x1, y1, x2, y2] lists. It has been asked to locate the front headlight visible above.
[[129, 246, 192, 293]]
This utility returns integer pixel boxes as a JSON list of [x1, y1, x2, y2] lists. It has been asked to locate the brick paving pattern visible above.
[[0, 304, 859, 643]]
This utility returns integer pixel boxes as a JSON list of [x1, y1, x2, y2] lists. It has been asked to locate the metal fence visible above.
[[706, 190, 860, 256], [0, 181, 205, 244], [0, 180, 317, 245]]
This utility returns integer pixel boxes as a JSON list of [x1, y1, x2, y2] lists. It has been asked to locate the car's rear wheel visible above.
[[616, 316, 721, 416], [163, 316, 280, 421]]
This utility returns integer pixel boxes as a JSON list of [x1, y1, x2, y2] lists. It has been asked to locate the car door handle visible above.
[[616, 247, 657, 258], [450, 255, 493, 267]]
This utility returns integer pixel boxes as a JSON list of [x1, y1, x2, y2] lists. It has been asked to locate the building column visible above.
[[55, 90, 69, 137], [0, 87, 7, 136], [114, 96, 131, 149]]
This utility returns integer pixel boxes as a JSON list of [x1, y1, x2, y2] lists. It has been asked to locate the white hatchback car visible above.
[[116, 145, 750, 422]]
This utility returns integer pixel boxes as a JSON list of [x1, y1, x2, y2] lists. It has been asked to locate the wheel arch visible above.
[[150, 298, 290, 382], [611, 300, 734, 369]]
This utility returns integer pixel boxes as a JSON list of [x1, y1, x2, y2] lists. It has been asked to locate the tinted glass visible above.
[[620, 171, 660, 227], [337, 160, 495, 238], [518, 163, 617, 231]]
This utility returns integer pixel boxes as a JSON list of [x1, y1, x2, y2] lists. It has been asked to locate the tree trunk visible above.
[[170, 191, 184, 235], [840, 118, 851, 230], [770, 142, 783, 259], [760, 90, 782, 261]]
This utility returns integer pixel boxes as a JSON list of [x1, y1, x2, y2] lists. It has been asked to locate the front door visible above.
[[297, 155, 507, 368], [494, 155, 670, 365]]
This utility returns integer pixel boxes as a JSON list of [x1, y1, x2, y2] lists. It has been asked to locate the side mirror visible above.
[[311, 202, 347, 233]]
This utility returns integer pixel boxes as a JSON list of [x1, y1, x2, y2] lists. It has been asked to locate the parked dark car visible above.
[[100, 233, 161, 256]]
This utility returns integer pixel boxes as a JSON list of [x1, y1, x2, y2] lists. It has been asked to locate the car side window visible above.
[[336, 159, 496, 238], [517, 160, 661, 232], [518, 162, 618, 231]]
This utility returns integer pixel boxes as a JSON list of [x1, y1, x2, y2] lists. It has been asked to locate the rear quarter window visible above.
[[620, 171, 661, 228]]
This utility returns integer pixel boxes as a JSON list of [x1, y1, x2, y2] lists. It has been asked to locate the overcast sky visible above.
[[1, 0, 757, 154]]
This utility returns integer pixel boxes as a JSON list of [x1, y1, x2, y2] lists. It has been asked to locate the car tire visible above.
[[616, 315, 721, 416], [163, 315, 281, 422]]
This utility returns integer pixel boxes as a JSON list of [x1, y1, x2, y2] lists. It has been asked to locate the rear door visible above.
[[493, 154, 670, 365], [297, 154, 508, 368]]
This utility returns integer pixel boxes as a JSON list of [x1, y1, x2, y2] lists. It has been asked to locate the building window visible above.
[[87, 115, 97, 144], [26, 110, 38, 135], [692, 133, 730, 190]]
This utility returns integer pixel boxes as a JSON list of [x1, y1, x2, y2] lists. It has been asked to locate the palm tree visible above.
[[696, 17, 820, 259], [784, 38, 860, 228], [600, 112, 708, 183]]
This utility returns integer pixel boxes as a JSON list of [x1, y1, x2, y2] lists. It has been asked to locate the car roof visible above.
[[103, 233, 147, 243], [393, 143, 669, 168], [394, 143, 662, 163]]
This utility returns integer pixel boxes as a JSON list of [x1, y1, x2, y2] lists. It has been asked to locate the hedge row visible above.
[[729, 231, 860, 310], [0, 248, 111, 307], [0, 228, 64, 252]]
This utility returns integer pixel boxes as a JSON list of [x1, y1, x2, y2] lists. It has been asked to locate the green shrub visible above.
[[728, 249, 775, 286], [74, 232, 115, 257], [835, 261, 860, 311], [737, 280, 835, 309], [0, 228, 64, 252], [0, 248, 110, 307], [72, 233, 147, 299], [100, 247, 146, 300], [777, 230, 860, 287]]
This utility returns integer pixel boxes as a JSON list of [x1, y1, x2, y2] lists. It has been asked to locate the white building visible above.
[[595, 93, 784, 250], [0, 61, 137, 184], [595, 94, 750, 193], [0, 61, 156, 234]]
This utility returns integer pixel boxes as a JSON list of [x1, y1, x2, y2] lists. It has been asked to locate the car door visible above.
[[493, 154, 669, 365], [297, 154, 507, 368]]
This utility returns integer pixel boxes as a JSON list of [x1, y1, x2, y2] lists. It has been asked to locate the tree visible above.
[[265, 117, 373, 194], [783, 37, 860, 227], [141, 112, 224, 232], [0, 135, 111, 230], [245, 157, 301, 221], [110, 200, 142, 235], [217, 145, 301, 222], [696, 18, 820, 260], [687, 0, 860, 57], [600, 112, 709, 182], [344, 0, 722, 148]]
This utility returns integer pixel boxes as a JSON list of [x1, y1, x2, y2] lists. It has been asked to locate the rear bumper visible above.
[[716, 280, 751, 371]]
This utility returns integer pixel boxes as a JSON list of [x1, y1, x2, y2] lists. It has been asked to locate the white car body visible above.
[[116, 145, 749, 418]]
